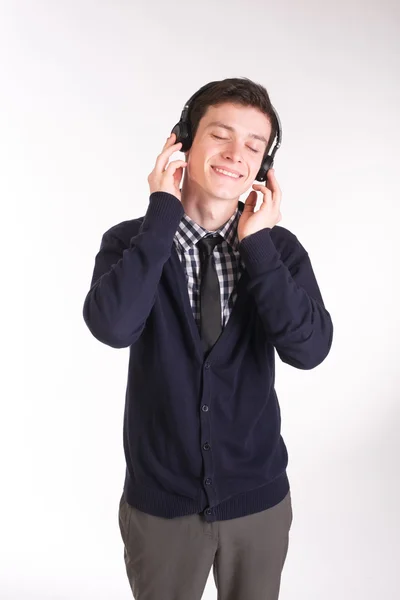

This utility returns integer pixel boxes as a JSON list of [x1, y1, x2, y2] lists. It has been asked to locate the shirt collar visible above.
[[175, 201, 244, 253]]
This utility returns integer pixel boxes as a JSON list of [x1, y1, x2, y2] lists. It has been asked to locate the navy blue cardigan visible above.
[[83, 192, 333, 522]]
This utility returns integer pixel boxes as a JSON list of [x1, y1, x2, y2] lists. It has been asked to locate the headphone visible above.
[[171, 81, 282, 182]]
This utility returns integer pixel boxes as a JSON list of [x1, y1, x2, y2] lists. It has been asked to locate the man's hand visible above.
[[238, 169, 282, 243], [147, 133, 187, 202]]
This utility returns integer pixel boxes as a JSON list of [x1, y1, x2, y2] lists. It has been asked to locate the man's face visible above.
[[185, 102, 272, 201]]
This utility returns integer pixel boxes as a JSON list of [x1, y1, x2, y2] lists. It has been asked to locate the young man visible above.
[[83, 77, 333, 600]]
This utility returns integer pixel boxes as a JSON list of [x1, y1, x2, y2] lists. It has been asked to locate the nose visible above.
[[221, 140, 243, 164]]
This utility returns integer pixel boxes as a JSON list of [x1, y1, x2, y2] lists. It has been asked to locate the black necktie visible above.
[[197, 234, 224, 353]]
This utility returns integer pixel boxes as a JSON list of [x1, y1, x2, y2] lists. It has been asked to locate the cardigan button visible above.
[[204, 362, 211, 369], [204, 507, 212, 516], [201, 404, 209, 412], [203, 443, 211, 451]]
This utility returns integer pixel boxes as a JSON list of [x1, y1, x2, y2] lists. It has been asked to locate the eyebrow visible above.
[[205, 121, 268, 145]]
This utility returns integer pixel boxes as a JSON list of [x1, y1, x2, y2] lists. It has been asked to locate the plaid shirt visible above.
[[173, 204, 246, 329]]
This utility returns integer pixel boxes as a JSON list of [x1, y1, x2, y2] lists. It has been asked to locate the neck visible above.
[[180, 175, 239, 231]]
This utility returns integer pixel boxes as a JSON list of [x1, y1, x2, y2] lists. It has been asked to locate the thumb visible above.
[[243, 189, 257, 212]]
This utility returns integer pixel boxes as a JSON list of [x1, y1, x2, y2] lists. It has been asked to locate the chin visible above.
[[214, 189, 239, 201], [212, 182, 247, 201], [204, 177, 246, 200]]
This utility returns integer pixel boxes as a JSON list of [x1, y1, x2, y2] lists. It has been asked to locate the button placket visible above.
[[200, 357, 217, 509]]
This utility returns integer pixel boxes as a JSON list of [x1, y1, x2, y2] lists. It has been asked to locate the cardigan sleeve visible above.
[[239, 227, 333, 369], [82, 192, 184, 348]]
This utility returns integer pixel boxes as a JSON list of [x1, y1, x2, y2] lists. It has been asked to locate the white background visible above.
[[1, 0, 399, 598]]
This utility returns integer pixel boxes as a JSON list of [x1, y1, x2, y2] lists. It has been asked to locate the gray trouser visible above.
[[118, 489, 293, 600]]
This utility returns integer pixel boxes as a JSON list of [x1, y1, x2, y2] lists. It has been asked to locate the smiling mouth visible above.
[[211, 166, 243, 179]]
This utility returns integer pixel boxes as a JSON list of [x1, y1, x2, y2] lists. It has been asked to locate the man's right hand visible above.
[[147, 133, 187, 202]]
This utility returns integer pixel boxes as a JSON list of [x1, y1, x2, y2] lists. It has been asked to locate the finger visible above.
[[254, 179, 279, 205], [164, 132, 177, 149], [267, 169, 282, 198], [242, 190, 258, 212], [252, 183, 272, 201], [156, 141, 183, 171], [165, 160, 187, 175], [163, 135, 180, 152], [252, 182, 269, 191], [252, 184, 277, 217]]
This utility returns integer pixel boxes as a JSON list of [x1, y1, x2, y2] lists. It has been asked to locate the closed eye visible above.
[[211, 134, 260, 153]]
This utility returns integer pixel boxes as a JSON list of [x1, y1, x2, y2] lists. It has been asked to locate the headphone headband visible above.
[[178, 81, 220, 123]]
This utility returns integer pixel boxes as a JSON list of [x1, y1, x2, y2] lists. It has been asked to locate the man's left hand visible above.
[[238, 169, 282, 243]]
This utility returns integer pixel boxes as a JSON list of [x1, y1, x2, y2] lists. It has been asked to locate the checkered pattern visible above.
[[173, 205, 246, 329]]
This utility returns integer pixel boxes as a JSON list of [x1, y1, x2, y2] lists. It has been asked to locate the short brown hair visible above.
[[189, 77, 277, 154]]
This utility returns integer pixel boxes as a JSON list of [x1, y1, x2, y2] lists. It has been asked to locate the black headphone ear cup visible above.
[[171, 122, 192, 153], [255, 155, 274, 182]]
